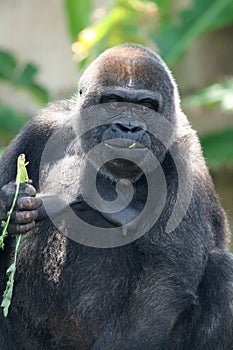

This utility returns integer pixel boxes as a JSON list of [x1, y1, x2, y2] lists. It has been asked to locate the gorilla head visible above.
[[75, 44, 181, 183]]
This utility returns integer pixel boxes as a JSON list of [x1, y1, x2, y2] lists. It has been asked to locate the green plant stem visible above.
[[1, 154, 29, 317], [0, 181, 20, 249], [1, 234, 21, 317]]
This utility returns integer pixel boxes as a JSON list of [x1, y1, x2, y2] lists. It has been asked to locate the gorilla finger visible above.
[[8, 221, 35, 234], [18, 183, 37, 197], [11, 210, 38, 224], [0, 183, 37, 213], [17, 197, 43, 211], [0, 182, 17, 207], [2, 182, 36, 198]]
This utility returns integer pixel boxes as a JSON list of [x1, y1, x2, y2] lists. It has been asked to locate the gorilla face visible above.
[[100, 103, 152, 181], [76, 44, 179, 182]]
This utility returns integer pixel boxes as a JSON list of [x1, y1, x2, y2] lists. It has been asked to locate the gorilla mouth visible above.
[[102, 139, 149, 181], [104, 139, 147, 150]]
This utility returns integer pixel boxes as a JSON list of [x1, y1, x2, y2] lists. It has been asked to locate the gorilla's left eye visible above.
[[139, 99, 159, 112]]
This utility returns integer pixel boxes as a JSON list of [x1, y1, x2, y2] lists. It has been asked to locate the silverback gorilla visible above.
[[0, 44, 233, 350]]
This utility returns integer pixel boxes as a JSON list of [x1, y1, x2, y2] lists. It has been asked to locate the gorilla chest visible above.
[[13, 234, 142, 348]]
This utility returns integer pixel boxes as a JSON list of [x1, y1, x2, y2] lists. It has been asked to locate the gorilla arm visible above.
[[92, 249, 233, 350], [0, 100, 74, 234]]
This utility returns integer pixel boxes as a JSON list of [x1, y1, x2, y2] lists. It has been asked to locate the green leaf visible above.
[[0, 49, 49, 106], [201, 129, 233, 167], [0, 51, 17, 80], [1, 221, 6, 228], [24, 83, 49, 105], [155, 0, 233, 66], [0, 106, 30, 134], [183, 79, 233, 111], [64, 0, 92, 40], [129, 142, 136, 149], [6, 264, 16, 274], [152, 0, 172, 23], [16, 63, 38, 84], [13, 63, 49, 105]]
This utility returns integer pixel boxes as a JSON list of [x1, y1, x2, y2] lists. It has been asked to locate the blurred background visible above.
[[0, 0, 232, 248]]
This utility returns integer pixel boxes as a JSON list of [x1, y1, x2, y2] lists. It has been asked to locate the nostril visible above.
[[114, 123, 143, 133], [129, 125, 140, 132], [117, 123, 131, 132]]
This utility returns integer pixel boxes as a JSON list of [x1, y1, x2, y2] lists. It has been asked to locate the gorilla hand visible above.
[[0, 181, 42, 234]]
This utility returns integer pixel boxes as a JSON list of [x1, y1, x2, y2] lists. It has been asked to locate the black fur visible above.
[[0, 44, 232, 349]]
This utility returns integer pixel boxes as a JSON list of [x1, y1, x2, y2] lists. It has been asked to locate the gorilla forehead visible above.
[[97, 56, 171, 90], [80, 44, 175, 94]]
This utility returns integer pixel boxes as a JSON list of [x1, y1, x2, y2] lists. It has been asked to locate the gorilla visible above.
[[0, 44, 233, 350]]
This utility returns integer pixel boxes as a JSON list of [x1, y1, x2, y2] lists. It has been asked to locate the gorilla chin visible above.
[[101, 159, 143, 183], [96, 138, 153, 182]]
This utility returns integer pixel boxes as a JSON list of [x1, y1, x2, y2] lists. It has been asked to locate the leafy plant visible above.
[[0, 50, 49, 146], [0, 107, 30, 146], [64, 0, 233, 68], [201, 129, 233, 167], [64, 0, 158, 67], [183, 78, 233, 111], [0, 154, 30, 317], [155, 0, 233, 65], [64, 0, 92, 41], [0, 50, 49, 105]]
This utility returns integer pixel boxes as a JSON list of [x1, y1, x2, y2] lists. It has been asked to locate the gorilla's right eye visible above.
[[100, 94, 124, 104]]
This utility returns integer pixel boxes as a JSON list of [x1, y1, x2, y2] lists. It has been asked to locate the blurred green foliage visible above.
[[0, 50, 49, 146], [155, 0, 233, 65], [0, 107, 30, 145], [182, 78, 233, 168], [66, 0, 158, 66], [201, 129, 233, 167], [64, 0, 233, 67], [64, 0, 92, 41], [0, 51, 49, 104], [183, 79, 233, 111]]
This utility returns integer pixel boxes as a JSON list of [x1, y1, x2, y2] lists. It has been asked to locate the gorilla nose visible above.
[[101, 122, 150, 148], [112, 123, 145, 136]]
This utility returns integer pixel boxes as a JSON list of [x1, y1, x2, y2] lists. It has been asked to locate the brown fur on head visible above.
[[78, 44, 180, 122]]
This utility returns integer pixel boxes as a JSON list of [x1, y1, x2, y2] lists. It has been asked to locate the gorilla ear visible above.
[[78, 82, 83, 96]]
